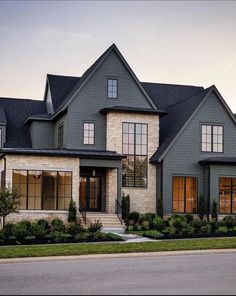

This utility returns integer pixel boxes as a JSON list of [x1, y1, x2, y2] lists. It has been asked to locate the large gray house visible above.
[[0, 44, 235, 226]]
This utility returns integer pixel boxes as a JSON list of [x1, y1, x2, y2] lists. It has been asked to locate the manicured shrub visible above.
[[88, 220, 103, 233], [143, 230, 164, 240], [127, 225, 134, 231], [65, 223, 83, 235], [0, 229, 3, 241], [223, 216, 235, 229], [135, 223, 142, 231], [182, 225, 195, 237], [12, 221, 31, 241], [75, 232, 91, 242], [211, 200, 218, 221], [31, 223, 48, 240], [152, 217, 164, 232], [121, 193, 130, 220], [216, 226, 228, 235], [141, 220, 150, 230], [105, 233, 122, 241], [141, 213, 156, 227], [201, 224, 212, 237], [162, 226, 176, 237], [209, 220, 219, 233], [37, 219, 49, 230], [190, 218, 203, 234], [169, 215, 187, 229], [198, 195, 207, 221], [126, 212, 140, 225], [68, 200, 77, 223], [3, 223, 14, 239], [184, 214, 194, 224], [51, 219, 64, 232]]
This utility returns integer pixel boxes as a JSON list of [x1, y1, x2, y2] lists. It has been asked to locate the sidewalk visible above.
[[0, 249, 236, 264]]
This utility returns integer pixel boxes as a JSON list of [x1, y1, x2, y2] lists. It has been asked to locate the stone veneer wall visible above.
[[1, 155, 80, 224], [106, 168, 117, 214], [106, 112, 159, 213]]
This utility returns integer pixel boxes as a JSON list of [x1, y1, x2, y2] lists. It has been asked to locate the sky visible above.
[[0, 1, 236, 111]]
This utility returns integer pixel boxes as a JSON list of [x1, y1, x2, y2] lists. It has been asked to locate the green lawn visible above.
[[1, 238, 236, 259]]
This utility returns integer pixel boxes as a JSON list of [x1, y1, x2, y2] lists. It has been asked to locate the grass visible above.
[[0, 238, 236, 259]]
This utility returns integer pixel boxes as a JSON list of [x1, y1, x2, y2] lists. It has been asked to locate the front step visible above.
[[82, 213, 125, 231]]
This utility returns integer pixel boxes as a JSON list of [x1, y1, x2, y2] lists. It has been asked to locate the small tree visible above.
[[68, 200, 77, 223], [157, 198, 163, 219], [0, 187, 20, 230], [121, 193, 130, 220], [198, 195, 207, 221], [211, 199, 218, 221]]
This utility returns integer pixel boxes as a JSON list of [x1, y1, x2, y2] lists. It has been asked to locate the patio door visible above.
[[79, 176, 102, 211]]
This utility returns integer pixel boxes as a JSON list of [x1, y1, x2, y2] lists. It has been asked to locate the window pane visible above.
[[220, 178, 231, 214], [84, 123, 95, 145], [13, 170, 27, 210], [173, 177, 185, 213], [42, 171, 57, 210], [28, 171, 42, 210], [58, 172, 72, 210]]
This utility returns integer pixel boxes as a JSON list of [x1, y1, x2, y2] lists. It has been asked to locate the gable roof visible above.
[[50, 44, 157, 116], [0, 97, 46, 148], [149, 85, 236, 163], [149, 87, 210, 162]]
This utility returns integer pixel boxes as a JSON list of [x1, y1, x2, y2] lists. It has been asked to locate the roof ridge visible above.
[[0, 97, 43, 102], [141, 81, 204, 89], [47, 74, 81, 79]]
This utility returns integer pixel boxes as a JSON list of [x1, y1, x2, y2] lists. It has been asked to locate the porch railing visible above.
[[116, 199, 123, 224], [79, 203, 87, 225]]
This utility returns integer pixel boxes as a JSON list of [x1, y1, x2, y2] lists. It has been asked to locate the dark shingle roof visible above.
[[0, 97, 46, 148], [47, 74, 80, 112], [149, 88, 210, 162], [0, 148, 125, 160], [199, 157, 236, 165], [0, 106, 7, 124], [141, 82, 204, 109], [100, 106, 167, 116]]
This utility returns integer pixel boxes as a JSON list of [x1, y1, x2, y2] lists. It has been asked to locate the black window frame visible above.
[[107, 78, 118, 99], [58, 123, 64, 149], [122, 122, 148, 188], [83, 122, 95, 145], [12, 169, 73, 211], [172, 176, 198, 214], [201, 124, 224, 153], [219, 177, 236, 214]]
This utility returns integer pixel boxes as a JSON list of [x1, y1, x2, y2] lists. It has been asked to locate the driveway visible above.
[[0, 252, 235, 295]]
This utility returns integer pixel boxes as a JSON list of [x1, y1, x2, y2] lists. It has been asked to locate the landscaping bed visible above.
[[125, 212, 236, 240], [0, 219, 122, 246]]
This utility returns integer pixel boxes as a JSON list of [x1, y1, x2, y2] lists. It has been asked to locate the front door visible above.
[[79, 176, 102, 211]]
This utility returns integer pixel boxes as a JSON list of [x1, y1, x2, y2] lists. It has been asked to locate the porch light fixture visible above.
[[92, 170, 96, 177]]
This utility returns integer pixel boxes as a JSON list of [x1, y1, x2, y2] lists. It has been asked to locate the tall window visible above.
[[12, 170, 72, 210], [220, 178, 236, 214], [201, 124, 223, 152], [58, 124, 64, 148], [173, 176, 197, 213], [83, 123, 95, 145], [107, 79, 118, 99], [122, 122, 148, 188]]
